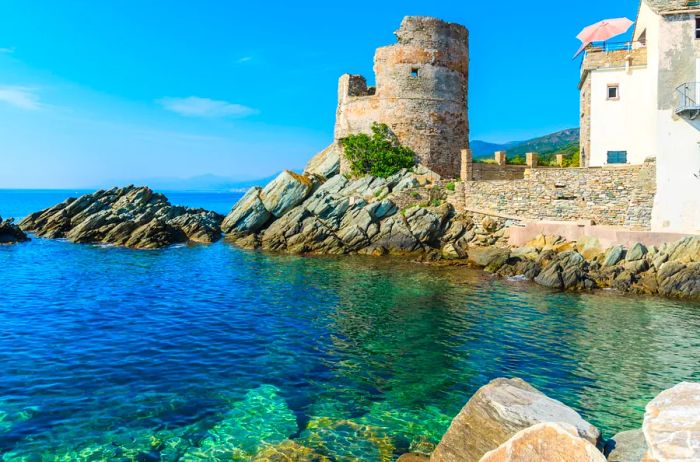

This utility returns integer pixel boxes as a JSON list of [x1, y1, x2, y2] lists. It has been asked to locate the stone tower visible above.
[[335, 16, 469, 178]]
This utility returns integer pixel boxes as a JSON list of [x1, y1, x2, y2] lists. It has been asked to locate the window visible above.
[[410, 67, 419, 78], [696, 16, 700, 39], [607, 84, 619, 100], [607, 151, 628, 164]]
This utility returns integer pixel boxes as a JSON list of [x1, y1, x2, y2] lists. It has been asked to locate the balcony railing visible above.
[[676, 82, 700, 118], [584, 41, 644, 55]]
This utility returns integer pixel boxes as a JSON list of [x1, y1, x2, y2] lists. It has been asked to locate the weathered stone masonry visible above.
[[334, 16, 469, 179], [451, 159, 657, 229]]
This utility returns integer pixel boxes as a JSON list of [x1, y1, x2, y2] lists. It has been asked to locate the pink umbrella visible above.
[[573, 17, 634, 58]]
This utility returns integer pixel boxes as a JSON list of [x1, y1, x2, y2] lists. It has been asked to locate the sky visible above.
[[0, 0, 637, 188]]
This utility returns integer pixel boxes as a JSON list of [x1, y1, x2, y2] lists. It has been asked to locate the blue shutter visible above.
[[607, 151, 628, 164]]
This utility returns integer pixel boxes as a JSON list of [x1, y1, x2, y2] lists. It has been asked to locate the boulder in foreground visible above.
[[478, 422, 606, 462], [19, 186, 223, 249], [643, 382, 700, 462], [606, 429, 647, 462], [0, 217, 29, 244], [430, 378, 600, 462]]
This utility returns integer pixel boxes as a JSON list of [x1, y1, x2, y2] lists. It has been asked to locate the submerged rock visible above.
[[19, 186, 223, 249], [181, 384, 298, 461], [478, 422, 606, 462], [430, 378, 600, 462], [642, 382, 700, 462], [0, 216, 29, 244]]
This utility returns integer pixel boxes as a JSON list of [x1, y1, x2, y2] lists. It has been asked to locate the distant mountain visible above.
[[472, 128, 580, 160], [115, 173, 280, 192]]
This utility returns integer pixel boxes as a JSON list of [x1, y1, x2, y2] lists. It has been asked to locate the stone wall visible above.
[[469, 163, 527, 181], [335, 16, 469, 178], [454, 159, 657, 229]]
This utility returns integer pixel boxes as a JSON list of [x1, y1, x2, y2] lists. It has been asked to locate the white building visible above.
[[580, 0, 700, 234]]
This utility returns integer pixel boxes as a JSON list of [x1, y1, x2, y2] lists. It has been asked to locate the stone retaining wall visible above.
[[454, 159, 656, 229], [469, 163, 526, 181]]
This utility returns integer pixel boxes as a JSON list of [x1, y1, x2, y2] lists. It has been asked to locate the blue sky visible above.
[[0, 0, 637, 188]]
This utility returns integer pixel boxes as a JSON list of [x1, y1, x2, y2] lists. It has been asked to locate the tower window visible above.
[[410, 67, 419, 78], [607, 84, 619, 100], [696, 16, 700, 39]]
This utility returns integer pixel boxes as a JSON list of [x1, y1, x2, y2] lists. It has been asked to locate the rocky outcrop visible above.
[[430, 378, 600, 462], [19, 186, 223, 249], [606, 429, 647, 462], [478, 422, 606, 462], [0, 217, 29, 244], [642, 382, 700, 462], [493, 235, 700, 301], [304, 144, 340, 179], [224, 154, 512, 257]]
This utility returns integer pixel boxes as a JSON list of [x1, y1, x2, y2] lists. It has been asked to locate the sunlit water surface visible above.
[[1, 190, 699, 461]]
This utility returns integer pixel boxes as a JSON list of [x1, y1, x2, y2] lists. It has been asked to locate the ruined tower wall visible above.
[[334, 16, 469, 179]]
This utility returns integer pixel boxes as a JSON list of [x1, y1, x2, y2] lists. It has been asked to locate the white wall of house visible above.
[[589, 66, 656, 166], [649, 7, 700, 234]]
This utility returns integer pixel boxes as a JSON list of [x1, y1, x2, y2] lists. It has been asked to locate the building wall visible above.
[[589, 65, 656, 166], [457, 161, 656, 229], [579, 74, 592, 167], [646, 4, 700, 234], [334, 16, 469, 178]]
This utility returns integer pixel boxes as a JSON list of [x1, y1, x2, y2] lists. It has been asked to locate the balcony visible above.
[[676, 82, 700, 119], [580, 41, 647, 76]]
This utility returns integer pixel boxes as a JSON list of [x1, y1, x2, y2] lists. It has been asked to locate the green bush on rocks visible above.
[[340, 122, 415, 178]]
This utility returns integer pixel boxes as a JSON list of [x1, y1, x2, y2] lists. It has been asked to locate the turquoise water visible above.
[[1, 190, 700, 461]]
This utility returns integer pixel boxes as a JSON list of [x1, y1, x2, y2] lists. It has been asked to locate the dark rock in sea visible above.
[[19, 186, 223, 249], [0, 217, 29, 244]]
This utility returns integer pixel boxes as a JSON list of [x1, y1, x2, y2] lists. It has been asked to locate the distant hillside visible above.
[[116, 173, 280, 192], [472, 128, 580, 160]]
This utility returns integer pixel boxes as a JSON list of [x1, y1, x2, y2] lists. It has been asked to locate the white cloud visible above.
[[0, 47, 15, 54], [236, 56, 253, 64], [0, 86, 42, 110], [158, 96, 258, 118]]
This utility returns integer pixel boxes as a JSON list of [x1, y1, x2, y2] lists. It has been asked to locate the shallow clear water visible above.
[[1, 190, 700, 461]]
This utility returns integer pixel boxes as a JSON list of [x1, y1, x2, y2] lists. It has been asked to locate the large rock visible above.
[[478, 422, 606, 462], [222, 187, 272, 234], [467, 247, 510, 272], [0, 217, 29, 244], [606, 429, 647, 462], [261, 170, 317, 218], [304, 144, 340, 179], [431, 378, 600, 462], [656, 261, 700, 299], [642, 382, 700, 462], [19, 186, 223, 249]]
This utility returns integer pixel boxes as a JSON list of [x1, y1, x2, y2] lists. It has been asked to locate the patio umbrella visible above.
[[573, 17, 634, 58]]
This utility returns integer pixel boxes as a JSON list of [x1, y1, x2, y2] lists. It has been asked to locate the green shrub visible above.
[[445, 181, 456, 191], [340, 122, 416, 178]]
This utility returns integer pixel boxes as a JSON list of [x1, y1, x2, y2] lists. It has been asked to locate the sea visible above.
[[1, 189, 699, 461]]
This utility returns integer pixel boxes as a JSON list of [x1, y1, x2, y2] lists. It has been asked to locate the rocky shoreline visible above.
[[395, 377, 700, 462], [12, 150, 699, 300], [219, 148, 699, 301], [19, 186, 223, 249]]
